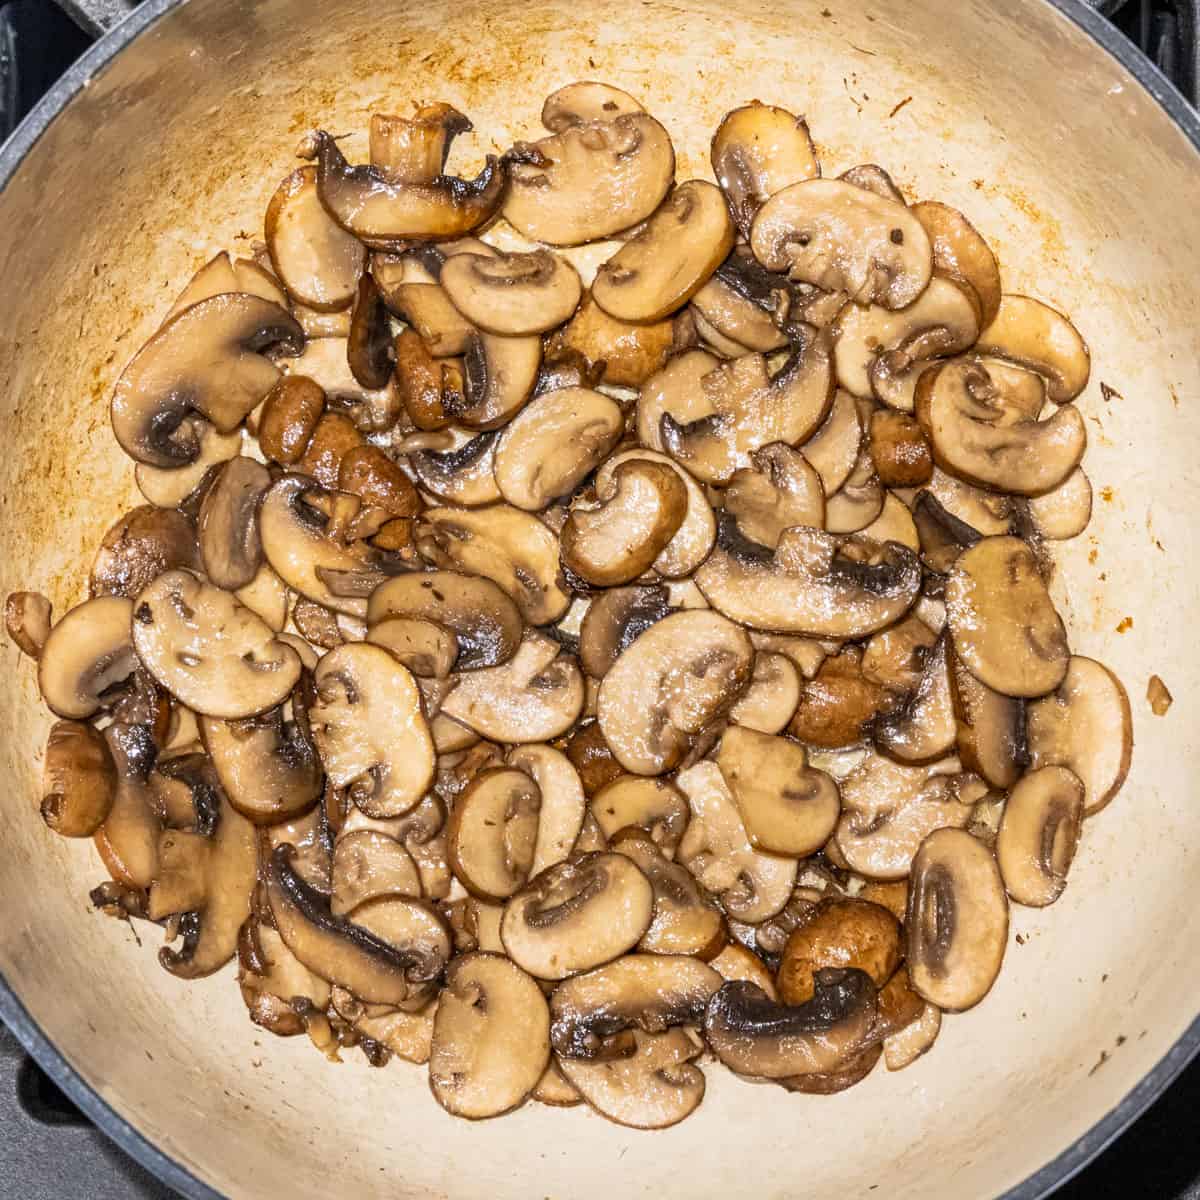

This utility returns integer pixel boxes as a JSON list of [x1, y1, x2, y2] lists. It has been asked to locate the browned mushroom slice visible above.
[[509, 744, 586, 877], [711, 102, 820, 237], [549, 291, 678, 388], [5, 590, 52, 658], [883, 997, 941, 1071], [197, 456, 272, 591], [916, 358, 1086, 495], [840, 161, 905, 202], [945, 536, 1069, 698], [265, 165, 366, 311], [561, 460, 688, 588], [690, 276, 790, 355], [867, 410, 933, 489], [1027, 656, 1133, 816], [409, 429, 501, 508], [800, 387, 862, 496], [541, 81, 644, 131], [493, 387, 623, 511], [500, 852, 654, 979], [948, 643, 1028, 789], [695, 513, 921, 638], [709, 942, 778, 998], [135, 424, 243, 509], [995, 765, 1084, 907], [447, 766, 541, 901], [751, 180, 932, 308], [330, 829, 421, 915], [660, 335, 834, 485], [874, 634, 956, 764], [824, 445, 884, 534], [111, 295, 303, 468], [165, 252, 289, 321], [777, 898, 902, 1004], [346, 272, 395, 391], [789, 646, 897, 748], [309, 642, 434, 819], [1027, 467, 1093, 540], [724, 443, 825, 547], [636, 348, 720, 453], [974, 294, 1090, 403], [911, 489, 983, 576], [305, 129, 504, 247], [578, 585, 673, 680], [503, 114, 675, 246], [593, 181, 734, 323], [429, 952, 550, 1119], [240, 921, 332, 1038], [775, 1042, 883, 1095], [257, 375, 325, 465], [589, 775, 689, 857], [598, 611, 752, 775], [441, 250, 582, 337], [862, 495, 921, 554], [925, 463, 1015, 537], [704, 971, 877, 1078], [676, 761, 797, 923], [368, 571, 522, 671], [532, 1060, 583, 1107], [40, 720, 116, 837], [862, 613, 938, 694], [912, 201, 1002, 327], [419, 505, 569, 626], [37, 596, 137, 720], [368, 103, 472, 184], [730, 651, 801, 734], [367, 616, 457, 679], [442, 633, 584, 744], [89, 507, 199, 600], [907, 826, 1008, 1011]]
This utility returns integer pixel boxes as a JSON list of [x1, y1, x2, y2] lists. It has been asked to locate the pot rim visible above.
[[1, 1, 1197, 1198]]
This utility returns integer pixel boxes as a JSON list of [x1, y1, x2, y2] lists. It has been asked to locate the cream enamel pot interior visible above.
[[1, 1, 1198, 1196]]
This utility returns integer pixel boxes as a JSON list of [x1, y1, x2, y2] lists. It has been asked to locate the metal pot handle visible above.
[[54, 0, 141, 37]]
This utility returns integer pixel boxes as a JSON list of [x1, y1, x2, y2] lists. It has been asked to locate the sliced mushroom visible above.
[[840, 162, 905, 203], [716, 726, 840, 857], [1026, 656, 1133, 816], [912, 200, 1002, 327], [346, 272, 395, 391], [695, 513, 921, 638], [710, 102, 820, 238], [751, 180, 932, 309], [559, 720, 624, 798], [5, 590, 52, 658], [906, 826, 1008, 1011], [974, 294, 1090, 404], [789, 646, 898, 748], [729, 651, 801, 734], [925, 464, 1014, 538], [87, 507, 198, 601], [442, 632, 584, 743], [409, 428, 502, 508], [916, 358, 1086, 495], [94, 720, 162, 891], [541, 81, 644, 131], [441, 250, 582, 336], [874, 634, 956, 764], [676, 761, 797, 923], [135, 424, 243, 509], [111, 295, 303, 467], [196, 456, 272, 591], [257, 375, 326, 465], [368, 103, 472, 184], [368, 571, 521, 671], [235, 564, 289, 633], [690, 279, 790, 356], [1027, 467, 1092, 540], [883, 997, 942, 1071], [265, 165, 366, 310], [636, 349, 720, 453], [294, 410, 367, 489], [588, 775, 688, 860], [578, 585, 672, 680], [510, 744, 586, 877], [429, 952, 550, 1119], [948, 643, 1028, 789], [703, 971, 877, 1078], [867, 410, 933, 489], [305, 129, 504, 247], [561, 460, 688, 587], [500, 851, 654, 979], [800, 387, 862, 496], [532, 1060, 583, 1107], [550, 291, 679, 388], [329, 828, 421, 914], [911, 489, 984, 576], [503, 114, 675, 246], [367, 617, 457, 678], [337, 444, 422, 521], [862, 613, 937, 695], [240, 921, 332, 1038], [945, 536, 1069, 698], [724, 443, 825, 548], [493, 387, 623, 512], [860, 493, 920, 553], [41, 720, 116, 837], [709, 942, 777, 999], [598, 611, 752, 775], [308, 642, 433, 818], [777, 898, 902, 1004], [419, 505, 569, 625], [166, 252, 289, 321], [38, 596, 138, 720], [995, 765, 1084, 907]]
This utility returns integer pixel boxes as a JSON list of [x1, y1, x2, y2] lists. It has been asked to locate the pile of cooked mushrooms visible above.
[[5, 82, 1133, 1127]]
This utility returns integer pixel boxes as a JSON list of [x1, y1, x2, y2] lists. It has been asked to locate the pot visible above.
[[1, 1, 1197, 1196]]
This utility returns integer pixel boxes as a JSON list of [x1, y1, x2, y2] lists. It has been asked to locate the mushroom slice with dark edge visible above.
[[408, 429, 502, 508], [906, 826, 1008, 1011], [1027, 467, 1092, 541], [89, 506, 199, 599], [660, 334, 834, 485], [883, 998, 941, 1071], [94, 719, 162, 894], [710, 942, 778, 999], [41, 720, 116, 837], [925, 462, 1015, 536], [561, 460, 688, 588], [915, 358, 1086, 495], [267, 844, 448, 1007], [367, 616, 457, 679], [788, 646, 899, 748], [330, 829, 421, 915], [509, 744, 586, 876], [862, 494, 920, 553], [367, 103, 473, 184], [597, 611, 753, 775], [559, 721, 623, 797], [675, 761, 797, 923], [441, 632, 584, 743], [419, 505, 569, 625], [945, 536, 1069, 698], [874, 634, 956, 764], [911, 489, 983, 575], [541, 81, 644, 131], [503, 113, 675, 246], [589, 775, 690, 857], [636, 348, 720, 454], [391, 327, 461, 432], [447, 766, 541, 901], [610, 833, 726, 958], [308, 642, 434, 819], [730, 651, 801, 734], [440, 250, 582, 336], [456, 330, 543, 430], [690, 275, 789, 355], [775, 1042, 883, 1096], [703, 971, 877, 1079], [150, 753, 258, 978], [948, 643, 1028, 789], [974, 294, 1090, 404], [862, 613, 938, 695], [578, 585, 673, 680], [716, 726, 840, 857], [549, 292, 679, 389], [533, 1061, 583, 1107], [724, 443, 825, 548], [800, 387, 862, 495], [550, 953, 721, 1058], [197, 456, 272, 591], [429, 952, 551, 1119], [265, 165, 366, 311], [710, 102, 820, 238], [367, 571, 522, 671], [304, 129, 505, 247], [840, 163, 905, 203], [593, 181, 735, 323], [111, 295, 303, 468], [695, 513, 921, 638], [240, 921, 332, 1038], [131, 571, 301, 719], [38, 596, 138, 719], [912, 200, 1002, 327], [995, 765, 1084, 907], [493, 387, 623, 512], [824, 445, 884, 534], [135, 424, 243, 509], [750, 179, 932, 309], [5, 590, 52, 658], [347, 272, 395, 390], [1026, 656, 1133, 816]]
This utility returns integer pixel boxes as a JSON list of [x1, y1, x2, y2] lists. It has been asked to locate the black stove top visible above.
[[0, 1, 1198, 1196]]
